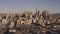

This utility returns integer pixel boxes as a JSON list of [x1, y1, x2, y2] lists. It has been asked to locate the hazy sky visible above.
[[0, 0, 60, 13]]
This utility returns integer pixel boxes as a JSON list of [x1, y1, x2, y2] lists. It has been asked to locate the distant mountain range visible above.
[[52, 13, 60, 16]]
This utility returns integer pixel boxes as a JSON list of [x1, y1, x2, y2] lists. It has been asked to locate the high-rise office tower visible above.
[[42, 10, 50, 20]]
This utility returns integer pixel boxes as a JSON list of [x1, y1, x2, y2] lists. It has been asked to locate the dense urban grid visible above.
[[0, 9, 60, 34]]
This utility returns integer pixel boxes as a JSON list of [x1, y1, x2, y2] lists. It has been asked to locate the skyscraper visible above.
[[42, 10, 50, 20]]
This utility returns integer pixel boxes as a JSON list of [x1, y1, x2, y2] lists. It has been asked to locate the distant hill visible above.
[[52, 13, 60, 16]]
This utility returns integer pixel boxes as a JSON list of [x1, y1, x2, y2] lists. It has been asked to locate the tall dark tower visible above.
[[35, 9, 40, 17], [42, 10, 50, 20]]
